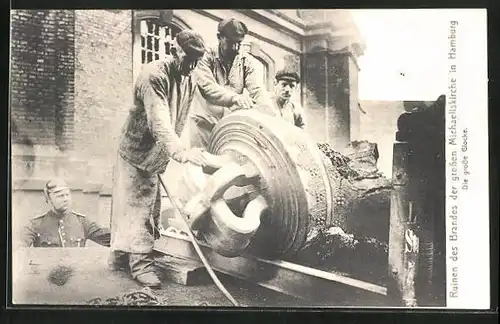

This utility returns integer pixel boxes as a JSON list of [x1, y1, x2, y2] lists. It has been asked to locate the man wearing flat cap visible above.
[[19, 178, 111, 248], [109, 30, 224, 288], [192, 18, 277, 149], [273, 69, 306, 129]]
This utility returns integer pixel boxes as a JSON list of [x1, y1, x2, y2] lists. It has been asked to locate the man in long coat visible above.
[[109, 30, 213, 288]]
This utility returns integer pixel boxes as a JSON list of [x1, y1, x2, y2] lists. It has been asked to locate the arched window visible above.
[[139, 20, 181, 64], [241, 42, 275, 92], [252, 57, 268, 89], [132, 10, 187, 79]]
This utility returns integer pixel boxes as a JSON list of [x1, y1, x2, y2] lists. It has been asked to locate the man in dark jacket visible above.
[[19, 178, 110, 248]]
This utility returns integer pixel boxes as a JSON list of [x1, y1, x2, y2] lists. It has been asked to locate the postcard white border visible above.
[[445, 9, 489, 309]]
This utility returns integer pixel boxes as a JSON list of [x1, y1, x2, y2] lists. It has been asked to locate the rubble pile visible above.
[[295, 226, 389, 285], [291, 141, 393, 285], [318, 141, 393, 237], [47, 265, 75, 286]]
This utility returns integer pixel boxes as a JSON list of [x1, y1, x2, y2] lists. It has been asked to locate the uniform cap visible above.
[[44, 178, 69, 194], [275, 69, 300, 83], [175, 30, 206, 59], [218, 18, 248, 41]]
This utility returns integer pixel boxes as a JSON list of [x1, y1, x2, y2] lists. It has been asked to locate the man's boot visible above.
[[135, 272, 161, 288], [129, 253, 161, 289]]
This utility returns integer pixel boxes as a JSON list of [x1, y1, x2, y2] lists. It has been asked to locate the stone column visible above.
[[300, 9, 364, 151]]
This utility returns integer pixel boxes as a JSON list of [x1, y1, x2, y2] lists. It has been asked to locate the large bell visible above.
[[207, 110, 342, 258]]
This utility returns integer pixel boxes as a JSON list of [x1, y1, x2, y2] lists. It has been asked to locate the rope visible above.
[[158, 175, 240, 307], [87, 287, 165, 306]]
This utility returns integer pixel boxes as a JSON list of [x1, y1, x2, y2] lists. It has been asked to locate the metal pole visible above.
[[157, 175, 240, 306]]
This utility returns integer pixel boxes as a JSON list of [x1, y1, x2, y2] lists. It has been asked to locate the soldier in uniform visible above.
[[109, 30, 215, 289], [19, 178, 110, 248], [273, 69, 306, 129], [191, 18, 277, 149]]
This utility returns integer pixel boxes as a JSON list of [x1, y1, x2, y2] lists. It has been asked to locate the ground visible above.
[[12, 245, 392, 307], [11, 245, 304, 307]]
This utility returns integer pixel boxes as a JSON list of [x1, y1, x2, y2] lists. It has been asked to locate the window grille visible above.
[[140, 20, 181, 64]]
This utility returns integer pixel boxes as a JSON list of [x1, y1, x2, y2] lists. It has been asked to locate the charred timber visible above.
[[389, 95, 446, 306]]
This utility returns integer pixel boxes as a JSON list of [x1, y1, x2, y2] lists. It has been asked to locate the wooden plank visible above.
[[154, 233, 388, 303], [165, 216, 190, 233], [154, 254, 210, 286]]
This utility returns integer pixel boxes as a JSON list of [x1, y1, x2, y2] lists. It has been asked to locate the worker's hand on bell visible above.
[[227, 104, 244, 113], [232, 94, 254, 110], [255, 103, 277, 117], [185, 148, 209, 166], [201, 151, 224, 169]]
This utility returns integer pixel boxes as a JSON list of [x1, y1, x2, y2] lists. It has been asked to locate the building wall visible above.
[[302, 51, 361, 147], [348, 56, 361, 141], [358, 100, 405, 177], [11, 9, 370, 234], [302, 52, 328, 142], [12, 188, 105, 236], [10, 8, 82, 210], [74, 10, 133, 186], [11, 10, 135, 236], [176, 10, 301, 54], [174, 10, 302, 114], [10, 9, 333, 185], [10, 10, 75, 151]]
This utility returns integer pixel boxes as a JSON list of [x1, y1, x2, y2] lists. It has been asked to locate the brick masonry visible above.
[[10, 10, 75, 150], [74, 10, 133, 186], [11, 10, 135, 233]]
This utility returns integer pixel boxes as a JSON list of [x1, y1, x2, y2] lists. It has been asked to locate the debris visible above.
[[316, 142, 393, 237], [47, 265, 74, 286], [86, 287, 167, 306], [318, 142, 359, 179], [288, 142, 394, 284], [344, 140, 380, 178], [294, 226, 389, 285]]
